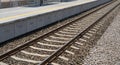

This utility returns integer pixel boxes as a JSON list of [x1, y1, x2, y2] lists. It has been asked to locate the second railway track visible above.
[[0, 0, 120, 65]]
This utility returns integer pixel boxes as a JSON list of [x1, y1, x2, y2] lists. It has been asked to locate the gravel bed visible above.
[[53, 36, 94, 65], [3, 57, 36, 65], [25, 1, 120, 65], [52, 1, 120, 65], [82, 7, 120, 65], [0, 2, 108, 55], [50, 4, 116, 63]]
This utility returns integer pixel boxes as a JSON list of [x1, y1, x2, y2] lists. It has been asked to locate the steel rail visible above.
[[39, 1, 120, 65], [0, 0, 115, 62]]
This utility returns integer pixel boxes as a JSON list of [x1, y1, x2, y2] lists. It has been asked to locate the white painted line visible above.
[[0, 62, 8, 65], [66, 27, 79, 30], [51, 62, 60, 65], [50, 36, 71, 40], [86, 33, 93, 36], [55, 33, 73, 37], [69, 25, 80, 27], [21, 51, 49, 57], [59, 31, 77, 35], [93, 26, 99, 29], [75, 42, 84, 45], [88, 30, 96, 33], [83, 35, 90, 39], [30, 46, 56, 52], [44, 38, 67, 43], [95, 25, 101, 27], [71, 24, 79, 26], [98, 24, 103, 26], [70, 46, 79, 50], [79, 38, 87, 42], [11, 56, 41, 63], [59, 56, 69, 61], [90, 29, 97, 32], [37, 42, 62, 47], [91, 29, 97, 31], [65, 50, 74, 55], [63, 29, 78, 32]]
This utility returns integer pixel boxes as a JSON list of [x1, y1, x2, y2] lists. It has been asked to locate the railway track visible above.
[[0, 0, 120, 65]]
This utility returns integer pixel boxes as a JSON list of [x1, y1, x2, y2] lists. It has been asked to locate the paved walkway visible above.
[[83, 11, 120, 65]]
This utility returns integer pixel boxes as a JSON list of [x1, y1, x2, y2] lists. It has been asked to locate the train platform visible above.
[[0, 0, 111, 43], [0, 0, 95, 23], [83, 11, 120, 65]]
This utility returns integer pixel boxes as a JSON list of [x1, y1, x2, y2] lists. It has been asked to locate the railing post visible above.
[[0, 0, 1, 8], [40, 0, 43, 6]]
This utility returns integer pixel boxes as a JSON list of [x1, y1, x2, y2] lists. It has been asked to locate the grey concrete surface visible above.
[[0, 0, 111, 43], [83, 11, 120, 65]]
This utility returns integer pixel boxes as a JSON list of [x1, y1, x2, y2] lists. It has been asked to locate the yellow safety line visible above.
[[0, 6, 64, 21], [0, 0, 93, 21]]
